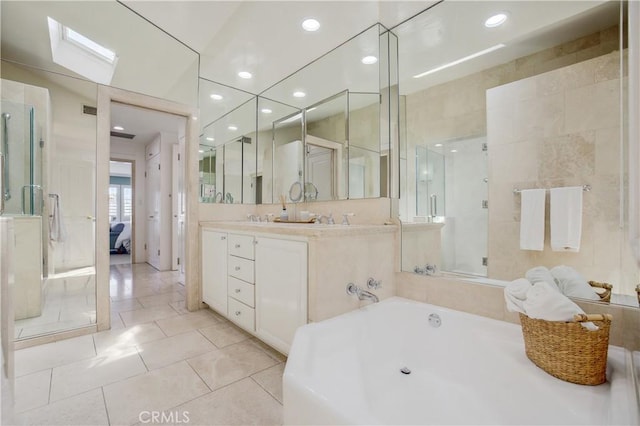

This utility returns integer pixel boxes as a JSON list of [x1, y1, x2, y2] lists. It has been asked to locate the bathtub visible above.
[[283, 297, 639, 425]]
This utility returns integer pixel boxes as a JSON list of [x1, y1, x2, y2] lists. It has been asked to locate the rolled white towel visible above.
[[504, 278, 532, 314], [550, 265, 600, 301], [523, 281, 597, 330], [525, 266, 561, 292]]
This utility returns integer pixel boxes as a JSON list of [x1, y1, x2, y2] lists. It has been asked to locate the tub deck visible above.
[[284, 297, 639, 425]]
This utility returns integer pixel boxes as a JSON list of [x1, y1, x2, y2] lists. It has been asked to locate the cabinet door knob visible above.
[[235, 311, 241, 316], [235, 266, 241, 271], [235, 244, 241, 248], [235, 288, 241, 293], [221, 236, 226, 240]]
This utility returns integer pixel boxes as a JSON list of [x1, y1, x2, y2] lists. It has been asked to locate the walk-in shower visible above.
[[1, 100, 42, 216]]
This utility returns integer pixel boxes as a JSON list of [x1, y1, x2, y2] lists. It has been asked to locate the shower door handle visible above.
[[430, 194, 437, 218], [0, 153, 4, 215]]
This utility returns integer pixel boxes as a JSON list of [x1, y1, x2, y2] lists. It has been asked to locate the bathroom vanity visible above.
[[200, 221, 397, 354]]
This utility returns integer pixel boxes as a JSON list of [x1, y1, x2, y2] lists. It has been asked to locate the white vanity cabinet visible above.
[[200, 226, 308, 354], [226, 233, 256, 331], [201, 229, 227, 315], [255, 236, 307, 354], [200, 222, 396, 355]]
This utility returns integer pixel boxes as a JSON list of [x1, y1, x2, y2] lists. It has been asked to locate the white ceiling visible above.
[[110, 102, 187, 146], [1, 0, 622, 145]]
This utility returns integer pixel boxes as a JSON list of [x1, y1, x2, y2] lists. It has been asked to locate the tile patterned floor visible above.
[[15, 268, 97, 339], [13, 263, 285, 425]]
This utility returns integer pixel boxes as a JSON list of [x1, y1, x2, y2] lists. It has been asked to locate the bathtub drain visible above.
[[400, 367, 411, 375]]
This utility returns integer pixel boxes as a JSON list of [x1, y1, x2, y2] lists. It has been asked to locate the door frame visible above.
[[109, 158, 135, 263], [96, 86, 199, 331]]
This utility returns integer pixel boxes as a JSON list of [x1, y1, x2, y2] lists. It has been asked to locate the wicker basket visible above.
[[588, 281, 612, 303], [519, 313, 612, 385]]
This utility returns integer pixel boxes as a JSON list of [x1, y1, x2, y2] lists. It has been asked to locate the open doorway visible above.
[[109, 160, 133, 265], [109, 102, 186, 272]]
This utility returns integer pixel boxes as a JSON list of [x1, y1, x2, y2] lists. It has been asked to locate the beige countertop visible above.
[[200, 220, 398, 237]]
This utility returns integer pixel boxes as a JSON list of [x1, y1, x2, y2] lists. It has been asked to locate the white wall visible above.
[[110, 139, 146, 263]]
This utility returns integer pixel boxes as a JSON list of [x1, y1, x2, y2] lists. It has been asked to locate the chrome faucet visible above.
[[342, 212, 355, 225], [346, 283, 379, 303], [414, 263, 437, 275]]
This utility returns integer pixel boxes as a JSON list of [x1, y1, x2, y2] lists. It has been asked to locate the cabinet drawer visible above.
[[228, 276, 255, 307], [228, 234, 255, 260], [228, 255, 254, 283], [228, 297, 255, 332]]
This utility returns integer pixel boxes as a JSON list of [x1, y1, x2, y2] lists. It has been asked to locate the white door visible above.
[[176, 142, 186, 281], [255, 237, 307, 354], [146, 155, 161, 269], [307, 145, 334, 201], [201, 229, 227, 315], [171, 144, 182, 272]]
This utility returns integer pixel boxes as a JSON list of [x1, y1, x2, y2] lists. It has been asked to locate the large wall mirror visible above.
[[397, 1, 639, 307], [199, 97, 257, 204], [200, 23, 398, 206]]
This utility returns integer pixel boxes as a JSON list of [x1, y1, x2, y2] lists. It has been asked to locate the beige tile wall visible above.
[[403, 25, 621, 223], [486, 51, 639, 296]]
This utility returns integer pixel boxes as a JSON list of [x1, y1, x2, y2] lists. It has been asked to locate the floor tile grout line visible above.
[[135, 345, 151, 372], [47, 368, 53, 406], [184, 358, 215, 393], [101, 386, 112, 426], [249, 376, 283, 406], [250, 361, 284, 378]]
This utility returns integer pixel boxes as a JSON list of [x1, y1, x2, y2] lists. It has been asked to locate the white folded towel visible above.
[[525, 266, 560, 292], [519, 189, 546, 251], [523, 281, 597, 330], [550, 186, 583, 252], [550, 265, 600, 301], [504, 278, 532, 314]]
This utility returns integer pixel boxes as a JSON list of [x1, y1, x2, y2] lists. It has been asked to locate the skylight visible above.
[[63, 26, 116, 64], [48, 17, 118, 85]]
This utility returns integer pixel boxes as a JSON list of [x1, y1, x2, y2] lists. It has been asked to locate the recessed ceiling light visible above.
[[113, 125, 124, 131], [228, 125, 238, 131], [210, 93, 223, 100], [434, 143, 443, 147], [361, 56, 378, 65], [293, 91, 306, 98], [302, 18, 320, 32], [238, 71, 252, 79], [192, 116, 198, 120], [450, 149, 458, 153], [485, 13, 508, 28], [198, 150, 204, 153], [206, 137, 214, 141], [261, 108, 272, 114]]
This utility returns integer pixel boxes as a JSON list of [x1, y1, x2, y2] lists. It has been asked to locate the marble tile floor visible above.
[[13, 263, 286, 425], [15, 269, 97, 339]]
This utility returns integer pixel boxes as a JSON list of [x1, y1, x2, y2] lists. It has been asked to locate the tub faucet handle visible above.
[[327, 212, 335, 225], [342, 212, 355, 225], [367, 277, 382, 290]]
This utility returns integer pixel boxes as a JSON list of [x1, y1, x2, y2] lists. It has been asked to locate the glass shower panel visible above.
[[1, 100, 41, 216], [415, 146, 445, 219], [3, 62, 98, 340]]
